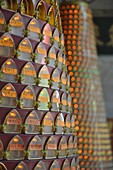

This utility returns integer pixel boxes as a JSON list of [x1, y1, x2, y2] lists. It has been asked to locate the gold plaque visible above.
[[51, 90, 60, 111], [34, 161, 46, 170], [43, 23, 52, 45], [15, 161, 28, 170], [42, 112, 54, 134], [0, 163, 7, 170], [58, 136, 67, 158], [38, 88, 50, 110], [6, 135, 25, 160], [51, 68, 60, 90], [3, 109, 22, 133], [48, 6, 55, 26], [35, 42, 47, 64], [20, 86, 35, 109], [0, 33, 14, 58], [0, 11, 6, 32], [36, 1, 47, 21], [0, 83, 17, 108], [55, 113, 64, 134], [50, 160, 60, 170]]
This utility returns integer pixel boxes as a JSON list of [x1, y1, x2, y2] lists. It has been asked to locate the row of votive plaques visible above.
[[0, 157, 79, 170], [0, 0, 61, 28], [0, 33, 66, 69], [0, 84, 72, 112], [0, 11, 64, 47], [0, 109, 75, 134], [0, 135, 77, 160], [0, 59, 69, 91]]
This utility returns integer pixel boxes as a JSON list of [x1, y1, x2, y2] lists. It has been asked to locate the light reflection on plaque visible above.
[[58, 136, 67, 158], [42, 23, 52, 45], [50, 160, 60, 170], [42, 112, 54, 134], [55, 113, 64, 134], [34, 161, 46, 170], [53, 28, 59, 47], [37, 88, 50, 110], [60, 33, 64, 47], [27, 18, 40, 41], [61, 93, 67, 113], [61, 71, 67, 91], [0, 11, 6, 32], [0, 140, 3, 160], [9, 13, 24, 36], [0, 163, 7, 170], [27, 135, 42, 159], [71, 158, 77, 170], [0, 83, 17, 108], [35, 42, 46, 64], [67, 94, 72, 113], [48, 6, 55, 26], [57, 50, 63, 70], [24, 111, 40, 134], [36, 1, 47, 21], [38, 65, 50, 88], [21, 62, 36, 85], [3, 109, 22, 133], [1, 59, 18, 83], [44, 136, 57, 159], [47, 46, 56, 67], [51, 68, 60, 90], [65, 114, 71, 134], [20, 86, 35, 109], [6, 135, 25, 160], [62, 159, 70, 170], [15, 161, 28, 170], [17, 38, 33, 61], [68, 136, 73, 157], [51, 90, 60, 111], [0, 33, 14, 58]]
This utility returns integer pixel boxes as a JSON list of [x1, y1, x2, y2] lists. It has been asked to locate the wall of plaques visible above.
[[60, 0, 113, 170], [0, 0, 79, 169]]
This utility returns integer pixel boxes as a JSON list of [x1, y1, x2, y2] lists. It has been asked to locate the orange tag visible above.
[[40, 74, 50, 79], [61, 40, 64, 45], [52, 77, 60, 83], [7, 118, 21, 125], [29, 144, 42, 150], [2, 90, 16, 98], [39, 96, 49, 102], [43, 120, 53, 126], [62, 100, 67, 106], [47, 144, 57, 149], [54, 35, 59, 42], [29, 26, 40, 34], [66, 122, 70, 128], [52, 168, 60, 170], [50, 52, 56, 59], [57, 120, 64, 127], [28, 119, 40, 125], [63, 167, 70, 170], [58, 57, 63, 63], [21, 92, 34, 100], [68, 101, 71, 107], [0, 144, 3, 151], [10, 144, 24, 151], [0, 39, 14, 47], [68, 143, 73, 148], [71, 122, 75, 127], [23, 69, 36, 76], [52, 98, 60, 103], [71, 167, 77, 170], [44, 30, 52, 37], [2, 67, 17, 75], [38, 47, 46, 55], [62, 79, 66, 85], [0, 18, 5, 24], [60, 144, 67, 150], [19, 45, 32, 53], [10, 20, 23, 27]]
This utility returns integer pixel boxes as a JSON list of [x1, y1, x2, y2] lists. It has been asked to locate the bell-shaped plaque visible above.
[[17, 38, 33, 61], [21, 62, 36, 85], [0, 163, 7, 170], [42, 112, 54, 134], [27, 18, 41, 41], [0, 83, 17, 108], [67, 94, 72, 113], [20, 0, 34, 16], [1, 59, 17, 83], [47, 46, 56, 67], [70, 115, 75, 134], [0, 33, 14, 58], [68, 136, 73, 157], [51, 90, 60, 111], [37, 88, 50, 110], [0, 0, 17, 10], [55, 13, 61, 32], [35, 42, 47, 64], [9, 13, 24, 36], [58, 136, 67, 158], [20, 86, 35, 109], [42, 23, 52, 45], [60, 33, 64, 47], [3, 109, 22, 133], [34, 161, 46, 170], [61, 93, 67, 113], [71, 158, 78, 170], [27, 135, 42, 159], [44, 136, 57, 159], [15, 161, 28, 170], [62, 159, 70, 170], [24, 111, 40, 134], [48, 6, 55, 26], [0, 11, 6, 32], [50, 160, 60, 170], [51, 68, 60, 90], [61, 71, 67, 91], [6, 135, 25, 160], [0, 140, 4, 160], [53, 28, 59, 47], [36, 1, 47, 21], [65, 114, 71, 134], [57, 50, 63, 70], [38, 65, 50, 88], [55, 113, 64, 134]]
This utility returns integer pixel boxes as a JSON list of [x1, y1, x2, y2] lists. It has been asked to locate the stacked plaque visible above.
[[0, 0, 79, 169], [60, 1, 113, 169]]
